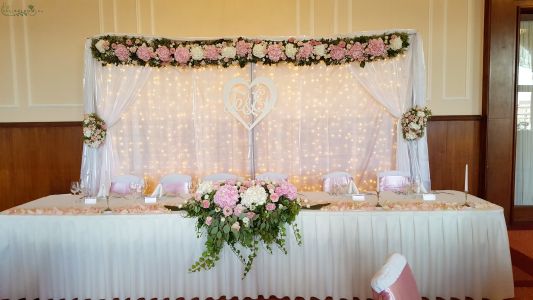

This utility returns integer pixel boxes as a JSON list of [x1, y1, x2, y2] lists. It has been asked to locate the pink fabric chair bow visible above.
[[378, 171, 410, 192], [323, 172, 354, 194], [371, 253, 421, 300]]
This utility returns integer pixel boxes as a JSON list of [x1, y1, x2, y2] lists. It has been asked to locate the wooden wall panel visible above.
[[427, 116, 482, 196], [0, 118, 483, 211], [0, 123, 83, 212]]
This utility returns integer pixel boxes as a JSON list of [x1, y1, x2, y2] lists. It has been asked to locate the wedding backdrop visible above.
[[80, 30, 429, 195]]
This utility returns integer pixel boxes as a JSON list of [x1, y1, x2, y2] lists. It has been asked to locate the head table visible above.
[[0, 191, 513, 300]]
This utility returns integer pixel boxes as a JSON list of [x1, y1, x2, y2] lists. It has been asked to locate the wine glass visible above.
[[129, 182, 139, 200]]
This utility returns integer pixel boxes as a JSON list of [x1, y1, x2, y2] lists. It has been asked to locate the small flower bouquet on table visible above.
[[183, 179, 303, 278], [82, 113, 107, 148], [400, 106, 432, 141]]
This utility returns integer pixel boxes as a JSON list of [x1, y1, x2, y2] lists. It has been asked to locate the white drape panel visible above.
[[350, 33, 430, 191], [111, 66, 250, 182], [253, 64, 395, 191], [0, 208, 514, 300], [515, 130, 533, 204]]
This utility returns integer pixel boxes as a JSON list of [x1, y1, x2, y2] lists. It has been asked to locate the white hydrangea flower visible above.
[[252, 43, 266, 58], [313, 44, 326, 57], [390, 36, 403, 50], [221, 46, 237, 59], [285, 43, 297, 59], [190, 46, 204, 60], [95, 39, 108, 53], [241, 185, 267, 209], [197, 181, 214, 195]]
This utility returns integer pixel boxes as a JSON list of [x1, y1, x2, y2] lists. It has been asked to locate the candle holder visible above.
[[375, 190, 382, 208], [102, 196, 112, 213], [462, 191, 470, 207]]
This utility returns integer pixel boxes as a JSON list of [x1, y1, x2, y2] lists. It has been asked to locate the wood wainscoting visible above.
[[0, 117, 483, 212]]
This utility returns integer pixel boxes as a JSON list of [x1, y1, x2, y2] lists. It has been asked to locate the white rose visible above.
[[285, 43, 297, 59], [221, 46, 237, 59], [197, 181, 213, 195], [416, 111, 425, 117], [252, 43, 266, 58], [409, 123, 421, 130], [242, 217, 250, 225], [390, 36, 403, 50], [190, 46, 204, 60], [241, 185, 268, 209], [95, 39, 108, 53], [83, 128, 92, 137], [406, 132, 417, 140], [313, 44, 326, 57]]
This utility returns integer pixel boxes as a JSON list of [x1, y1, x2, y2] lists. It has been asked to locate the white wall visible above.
[[0, 0, 484, 122]]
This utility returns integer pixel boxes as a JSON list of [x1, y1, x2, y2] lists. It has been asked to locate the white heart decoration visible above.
[[223, 77, 277, 131]]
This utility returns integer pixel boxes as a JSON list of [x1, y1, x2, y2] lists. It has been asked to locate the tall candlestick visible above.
[[465, 164, 469, 193]]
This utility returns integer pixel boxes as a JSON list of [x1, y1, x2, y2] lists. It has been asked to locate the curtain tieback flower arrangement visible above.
[[83, 113, 107, 148], [401, 106, 432, 141]]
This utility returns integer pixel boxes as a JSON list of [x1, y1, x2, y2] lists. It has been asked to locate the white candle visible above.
[[465, 164, 469, 192]]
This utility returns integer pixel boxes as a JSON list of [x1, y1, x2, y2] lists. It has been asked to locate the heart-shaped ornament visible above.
[[223, 77, 277, 131]]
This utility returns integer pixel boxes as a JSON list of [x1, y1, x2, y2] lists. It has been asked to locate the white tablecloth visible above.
[[0, 192, 514, 300]]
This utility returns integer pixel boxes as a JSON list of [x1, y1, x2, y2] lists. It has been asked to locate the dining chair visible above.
[[256, 172, 288, 182], [322, 171, 357, 194], [159, 174, 192, 195], [371, 253, 421, 300], [377, 170, 411, 192], [203, 173, 243, 182], [110, 175, 144, 195]]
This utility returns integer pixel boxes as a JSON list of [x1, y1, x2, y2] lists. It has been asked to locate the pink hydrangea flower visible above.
[[274, 182, 297, 200], [202, 200, 210, 209], [236, 40, 252, 57], [205, 216, 212, 226], [214, 185, 239, 208], [204, 45, 220, 60], [270, 193, 280, 202], [348, 42, 366, 61], [365, 38, 387, 57], [114, 44, 130, 62], [223, 206, 233, 217], [136, 44, 154, 62], [174, 46, 191, 64], [267, 43, 285, 62], [296, 42, 313, 60], [329, 44, 346, 61], [155, 45, 172, 62], [266, 203, 276, 211]]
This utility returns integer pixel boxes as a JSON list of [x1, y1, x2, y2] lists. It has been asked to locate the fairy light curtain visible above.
[[81, 30, 430, 193]]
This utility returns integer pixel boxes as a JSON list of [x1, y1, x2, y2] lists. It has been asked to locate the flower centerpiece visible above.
[[400, 106, 432, 141], [183, 179, 303, 277], [82, 113, 107, 148]]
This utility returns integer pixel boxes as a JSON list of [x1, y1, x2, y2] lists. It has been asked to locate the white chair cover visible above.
[[109, 175, 143, 195], [377, 170, 411, 192], [322, 171, 357, 194], [256, 172, 289, 182], [202, 173, 243, 182], [159, 174, 192, 195]]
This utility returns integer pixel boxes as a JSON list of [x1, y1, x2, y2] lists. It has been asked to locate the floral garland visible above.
[[183, 179, 303, 278], [401, 106, 432, 141], [91, 32, 409, 68], [82, 113, 107, 148]]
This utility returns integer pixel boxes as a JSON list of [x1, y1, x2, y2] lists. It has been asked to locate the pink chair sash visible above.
[[379, 175, 410, 192], [162, 182, 190, 195], [110, 182, 132, 195], [372, 264, 421, 300], [323, 176, 352, 194]]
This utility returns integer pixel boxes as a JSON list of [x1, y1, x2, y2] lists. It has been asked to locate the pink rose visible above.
[[329, 44, 346, 61], [136, 44, 154, 62], [205, 216, 212, 226], [266, 43, 285, 62], [223, 206, 233, 217], [236, 40, 252, 57], [270, 193, 280, 202], [347, 42, 366, 61], [126, 39, 133, 46], [233, 204, 244, 216], [246, 212, 255, 220], [155, 45, 172, 62], [114, 44, 130, 62], [296, 42, 313, 60], [266, 203, 276, 211], [231, 221, 240, 232], [204, 45, 220, 60], [174, 46, 191, 64], [202, 200, 210, 209], [365, 38, 387, 57]]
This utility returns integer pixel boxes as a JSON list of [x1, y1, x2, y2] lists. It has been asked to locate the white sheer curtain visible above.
[[253, 63, 395, 191], [350, 32, 430, 191]]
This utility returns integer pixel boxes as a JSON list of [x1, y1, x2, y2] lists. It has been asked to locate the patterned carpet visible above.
[[508, 230, 533, 299]]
